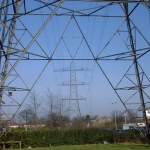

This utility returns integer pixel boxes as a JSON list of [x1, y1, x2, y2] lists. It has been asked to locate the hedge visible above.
[[0, 128, 141, 148]]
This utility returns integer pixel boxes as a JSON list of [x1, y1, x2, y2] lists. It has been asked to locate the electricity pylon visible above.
[[1, 0, 150, 139], [54, 61, 91, 118]]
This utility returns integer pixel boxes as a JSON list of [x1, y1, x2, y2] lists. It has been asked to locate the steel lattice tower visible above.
[[55, 61, 91, 118], [1, 0, 150, 139], [67, 61, 83, 117]]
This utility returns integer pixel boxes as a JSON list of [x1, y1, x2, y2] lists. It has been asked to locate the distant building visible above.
[[24, 124, 45, 128], [123, 123, 145, 130], [0, 115, 7, 127], [9, 121, 20, 128], [146, 110, 150, 120], [96, 116, 112, 125], [10, 122, 45, 129], [123, 123, 135, 130]]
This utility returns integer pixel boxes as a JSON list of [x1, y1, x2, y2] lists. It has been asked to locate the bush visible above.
[[113, 130, 141, 143], [1, 128, 141, 148]]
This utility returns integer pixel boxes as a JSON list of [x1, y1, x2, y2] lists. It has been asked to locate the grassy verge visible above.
[[12, 144, 150, 150]]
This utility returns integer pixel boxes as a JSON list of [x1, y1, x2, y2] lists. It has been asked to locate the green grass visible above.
[[12, 144, 150, 150]]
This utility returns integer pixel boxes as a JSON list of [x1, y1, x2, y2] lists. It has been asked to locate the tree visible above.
[[110, 110, 124, 129], [126, 110, 138, 123], [72, 116, 85, 128], [25, 91, 43, 127], [44, 88, 68, 128], [17, 108, 34, 125]]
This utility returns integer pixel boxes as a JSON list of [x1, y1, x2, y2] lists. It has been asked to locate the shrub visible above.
[[0, 128, 141, 148]]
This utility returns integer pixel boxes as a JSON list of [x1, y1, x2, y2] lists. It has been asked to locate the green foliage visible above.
[[12, 144, 150, 150], [1, 129, 142, 148], [114, 130, 141, 143], [82, 128, 113, 144]]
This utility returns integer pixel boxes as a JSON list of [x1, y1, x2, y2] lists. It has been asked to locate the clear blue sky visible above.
[[2, 1, 150, 120]]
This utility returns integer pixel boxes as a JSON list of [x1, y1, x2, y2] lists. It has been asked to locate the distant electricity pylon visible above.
[[54, 61, 91, 118]]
